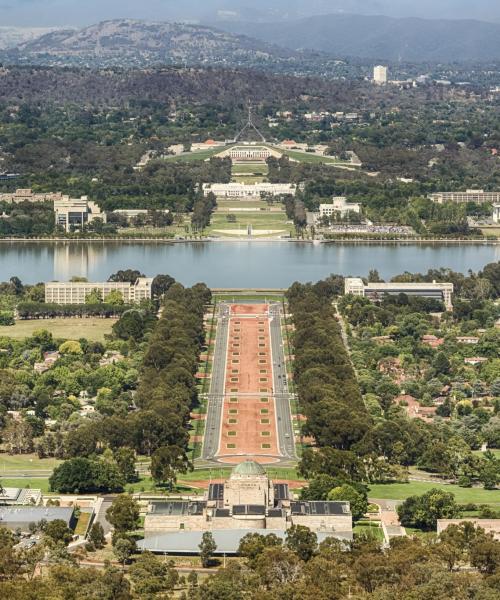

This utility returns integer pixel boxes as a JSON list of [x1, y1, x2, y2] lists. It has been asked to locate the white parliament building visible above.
[[203, 182, 296, 198]]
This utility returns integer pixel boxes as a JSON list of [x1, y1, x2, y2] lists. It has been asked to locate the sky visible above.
[[1, 0, 499, 28]]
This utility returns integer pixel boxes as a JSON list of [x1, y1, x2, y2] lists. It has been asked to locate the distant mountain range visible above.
[[2, 19, 297, 69], [0, 27, 64, 50], [218, 13, 500, 62], [2, 15, 500, 68]]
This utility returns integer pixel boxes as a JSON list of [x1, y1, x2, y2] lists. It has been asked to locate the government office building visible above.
[[45, 278, 153, 304], [429, 190, 500, 204], [202, 183, 296, 198], [345, 278, 454, 310]]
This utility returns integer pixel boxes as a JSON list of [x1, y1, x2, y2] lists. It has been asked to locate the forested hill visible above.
[[0, 66, 361, 107], [2, 19, 297, 69], [218, 13, 500, 62]]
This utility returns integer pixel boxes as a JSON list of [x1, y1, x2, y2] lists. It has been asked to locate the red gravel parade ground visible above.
[[217, 304, 280, 464]]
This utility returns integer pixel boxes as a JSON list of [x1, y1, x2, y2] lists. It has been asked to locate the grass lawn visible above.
[[0, 318, 117, 341], [473, 449, 500, 459], [278, 148, 351, 165], [206, 211, 293, 236], [216, 200, 272, 210], [231, 163, 269, 174], [0, 454, 62, 475], [74, 512, 92, 536], [368, 482, 500, 506], [0, 477, 51, 493], [213, 294, 285, 302], [163, 149, 220, 162], [480, 228, 500, 237], [354, 521, 384, 541]]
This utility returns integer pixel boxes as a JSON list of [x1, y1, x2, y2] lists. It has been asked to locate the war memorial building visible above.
[[139, 461, 353, 555]]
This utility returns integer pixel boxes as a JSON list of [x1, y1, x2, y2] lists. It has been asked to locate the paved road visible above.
[[269, 303, 296, 459], [202, 303, 230, 460]]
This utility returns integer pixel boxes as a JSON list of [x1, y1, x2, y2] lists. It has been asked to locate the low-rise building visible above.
[[0, 188, 63, 204], [493, 203, 500, 223], [141, 461, 352, 553], [54, 196, 106, 232], [429, 190, 500, 204], [0, 487, 42, 506], [437, 519, 500, 541], [456, 336, 480, 345], [112, 209, 170, 222], [202, 183, 296, 198], [0, 507, 75, 532], [45, 277, 153, 304], [464, 357, 488, 366], [319, 197, 361, 218], [344, 278, 454, 310]]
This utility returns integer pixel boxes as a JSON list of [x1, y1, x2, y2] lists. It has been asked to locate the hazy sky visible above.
[[1, 0, 499, 28]]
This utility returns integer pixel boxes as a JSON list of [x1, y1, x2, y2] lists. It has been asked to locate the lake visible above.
[[0, 241, 498, 287]]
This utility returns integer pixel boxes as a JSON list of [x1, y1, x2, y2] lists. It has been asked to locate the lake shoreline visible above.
[[0, 237, 498, 246]]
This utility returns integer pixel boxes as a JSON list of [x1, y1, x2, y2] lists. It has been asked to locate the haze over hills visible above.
[[0, 27, 65, 50], [2, 13, 500, 68], [2, 1, 500, 27], [5, 19, 297, 69], [218, 13, 500, 62]]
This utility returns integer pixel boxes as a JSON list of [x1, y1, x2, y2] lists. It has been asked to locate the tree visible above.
[[151, 274, 175, 298], [327, 484, 368, 521], [85, 289, 103, 305], [433, 352, 451, 375], [49, 458, 124, 494], [87, 522, 106, 550], [113, 536, 135, 569], [112, 310, 145, 341], [238, 533, 282, 562], [44, 520, 73, 546], [300, 474, 341, 501], [285, 525, 317, 561], [113, 448, 137, 483], [105, 290, 124, 305], [108, 270, 145, 283], [470, 538, 500, 574], [129, 551, 178, 596], [397, 489, 460, 531], [106, 495, 139, 534], [59, 340, 83, 355], [151, 445, 193, 490], [199, 531, 217, 568]]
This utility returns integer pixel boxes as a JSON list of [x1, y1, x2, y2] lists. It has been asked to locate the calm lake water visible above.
[[0, 241, 498, 287]]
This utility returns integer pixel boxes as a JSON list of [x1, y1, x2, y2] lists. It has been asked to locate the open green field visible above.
[[0, 454, 62, 473], [368, 482, 500, 506], [216, 200, 271, 210], [163, 149, 220, 162], [232, 163, 268, 174], [278, 148, 352, 165], [207, 211, 293, 236], [231, 175, 267, 184], [480, 228, 500, 237], [0, 477, 51, 493], [0, 318, 117, 341]]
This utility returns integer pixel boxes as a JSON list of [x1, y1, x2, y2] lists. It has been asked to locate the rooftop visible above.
[[139, 528, 353, 555], [231, 460, 266, 478]]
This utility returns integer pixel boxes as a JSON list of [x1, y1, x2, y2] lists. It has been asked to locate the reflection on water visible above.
[[0, 241, 498, 286]]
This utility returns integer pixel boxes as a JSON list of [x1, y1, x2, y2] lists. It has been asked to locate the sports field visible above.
[[217, 304, 280, 464], [0, 318, 117, 341]]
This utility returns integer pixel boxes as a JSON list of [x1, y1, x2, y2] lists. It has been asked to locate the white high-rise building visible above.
[[373, 65, 388, 85]]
